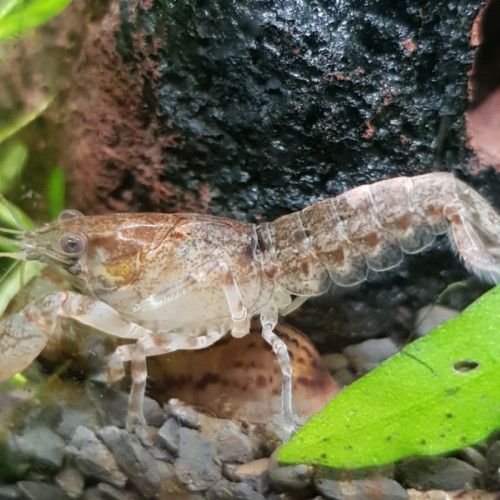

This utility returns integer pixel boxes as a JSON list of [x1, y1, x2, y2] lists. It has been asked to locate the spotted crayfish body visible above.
[[0, 172, 499, 436]]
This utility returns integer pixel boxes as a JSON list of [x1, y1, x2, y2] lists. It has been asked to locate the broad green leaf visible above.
[[278, 285, 500, 469], [46, 166, 65, 220], [0, 0, 73, 40], [0, 142, 27, 193]]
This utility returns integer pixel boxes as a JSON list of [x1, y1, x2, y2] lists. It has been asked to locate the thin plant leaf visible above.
[[0, 94, 54, 144], [46, 166, 65, 220], [0, 141, 28, 194], [0, 260, 44, 317], [0, 0, 73, 41], [0, 0, 18, 19], [0, 196, 34, 229], [278, 285, 500, 469]]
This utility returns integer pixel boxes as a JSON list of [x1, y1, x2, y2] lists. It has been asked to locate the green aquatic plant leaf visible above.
[[278, 285, 500, 469], [0, 196, 34, 230], [46, 166, 65, 220], [0, 95, 54, 144], [0, 197, 40, 317], [0, 261, 43, 317], [0, 142, 28, 194], [0, 0, 73, 40]]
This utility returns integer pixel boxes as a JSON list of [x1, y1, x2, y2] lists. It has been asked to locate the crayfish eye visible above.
[[58, 209, 83, 221], [59, 233, 87, 256]]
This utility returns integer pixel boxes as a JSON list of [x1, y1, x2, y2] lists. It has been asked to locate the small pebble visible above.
[[344, 338, 399, 373], [267, 451, 312, 490], [0, 485, 23, 499], [203, 420, 256, 464], [333, 367, 356, 387], [175, 427, 222, 491], [415, 305, 459, 337], [98, 425, 162, 498], [158, 417, 181, 454], [55, 466, 85, 498], [16, 481, 67, 500], [233, 458, 270, 494], [407, 489, 500, 499], [143, 396, 167, 427], [65, 425, 126, 488], [206, 479, 266, 500], [165, 399, 201, 429], [11, 427, 65, 470], [315, 476, 408, 500], [396, 457, 480, 490], [322, 352, 349, 372], [56, 407, 100, 440], [133, 425, 173, 462]]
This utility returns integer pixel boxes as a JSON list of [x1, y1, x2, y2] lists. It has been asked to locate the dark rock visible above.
[[206, 479, 266, 500], [201, 419, 256, 464], [133, 425, 173, 462], [10, 427, 65, 470], [267, 451, 313, 490], [165, 400, 201, 429], [396, 456, 480, 490], [16, 481, 67, 500], [232, 458, 270, 495], [27, 405, 63, 431], [315, 476, 408, 500], [65, 425, 126, 488], [56, 406, 100, 440], [143, 396, 166, 427], [98, 425, 161, 498], [175, 427, 222, 491], [96, 482, 139, 500], [158, 417, 181, 455], [0, 485, 23, 500]]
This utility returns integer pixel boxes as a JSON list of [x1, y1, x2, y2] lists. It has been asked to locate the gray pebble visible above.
[[28, 404, 63, 430], [396, 457, 480, 490], [331, 367, 356, 387], [0, 485, 23, 499], [16, 481, 67, 500], [267, 451, 312, 490], [344, 338, 399, 373], [158, 417, 180, 454], [315, 476, 408, 500], [206, 421, 256, 464], [415, 305, 458, 337], [231, 458, 270, 494], [143, 397, 166, 427], [11, 427, 65, 470], [458, 447, 487, 470], [165, 399, 201, 429], [133, 425, 173, 462], [175, 427, 222, 491], [65, 425, 126, 488], [57, 407, 100, 440], [481, 440, 500, 489], [81, 487, 104, 500], [55, 466, 85, 498], [98, 425, 161, 498], [322, 353, 349, 372], [206, 479, 266, 500], [97, 482, 140, 500], [89, 386, 128, 428]]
